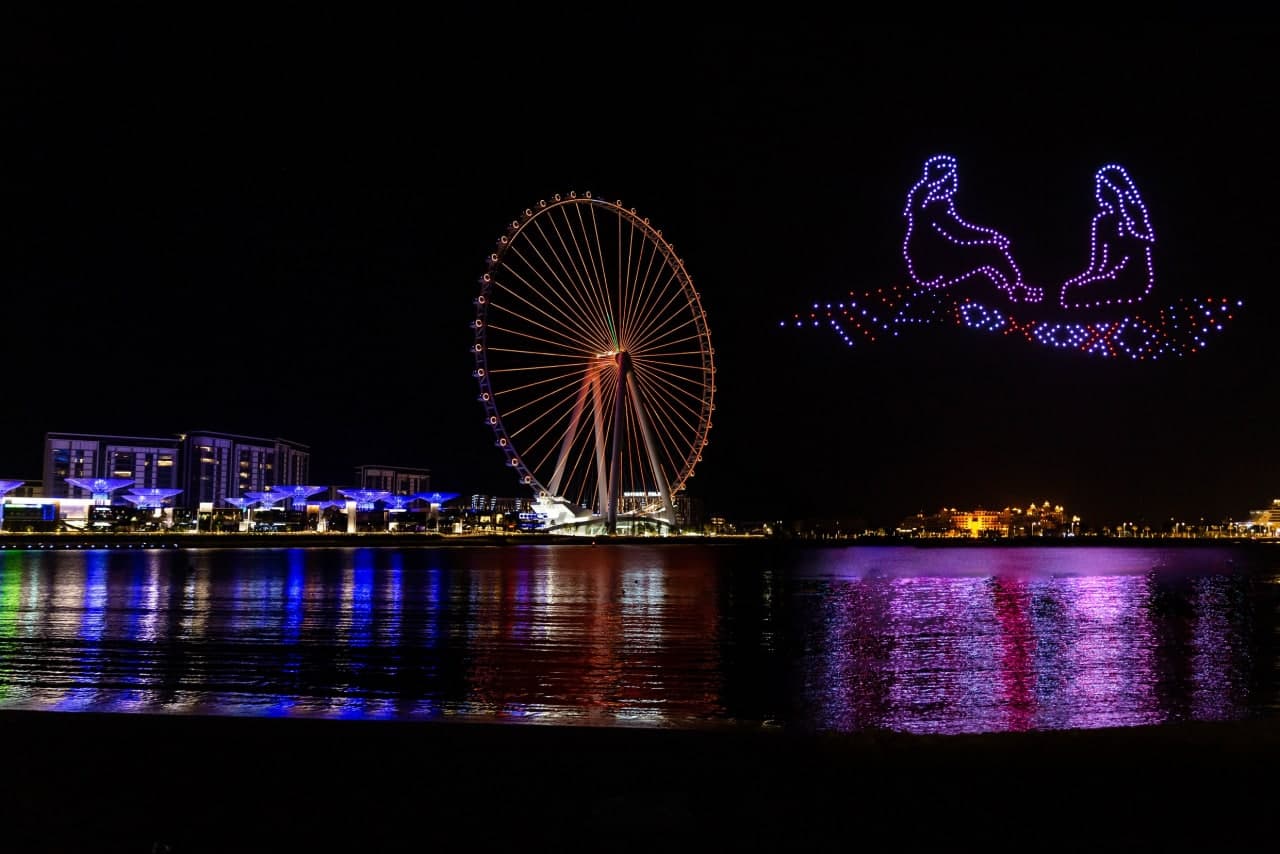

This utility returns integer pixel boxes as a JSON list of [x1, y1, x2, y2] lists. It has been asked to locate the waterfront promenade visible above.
[[1, 530, 1275, 551], [1, 709, 1276, 851]]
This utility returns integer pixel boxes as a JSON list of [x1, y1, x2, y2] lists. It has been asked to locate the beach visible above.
[[2, 709, 1277, 852]]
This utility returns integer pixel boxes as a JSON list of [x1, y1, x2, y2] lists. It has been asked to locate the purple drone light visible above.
[[791, 155, 1240, 359], [903, 154, 1042, 305], [1060, 164, 1155, 310]]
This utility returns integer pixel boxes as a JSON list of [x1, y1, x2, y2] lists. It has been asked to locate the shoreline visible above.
[[1, 530, 1275, 551], [1, 709, 1276, 850]]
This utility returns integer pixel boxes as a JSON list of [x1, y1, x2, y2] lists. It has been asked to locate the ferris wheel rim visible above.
[[472, 193, 715, 513]]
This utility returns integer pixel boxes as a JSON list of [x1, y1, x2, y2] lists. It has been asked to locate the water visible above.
[[0, 542, 1277, 735]]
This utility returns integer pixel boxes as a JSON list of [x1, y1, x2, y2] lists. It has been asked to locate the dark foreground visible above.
[[2, 711, 1278, 852]]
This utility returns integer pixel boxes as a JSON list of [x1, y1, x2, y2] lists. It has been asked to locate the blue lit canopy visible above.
[[243, 491, 288, 508], [66, 477, 134, 504], [272, 485, 327, 509], [123, 488, 183, 508], [338, 489, 391, 511], [0, 480, 25, 497], [416, 492, 460, 505], [223, 497, 250, 509], [384, 494, 424, 511]]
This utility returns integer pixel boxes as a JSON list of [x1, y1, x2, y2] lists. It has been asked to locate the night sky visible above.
[[3, 13, 1275, 529]]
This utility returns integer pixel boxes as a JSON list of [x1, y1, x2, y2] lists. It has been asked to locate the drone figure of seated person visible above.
[[1058, 163, 1156, 310], [902, 153, 1045, 305], [790, 154, 1237, 360]]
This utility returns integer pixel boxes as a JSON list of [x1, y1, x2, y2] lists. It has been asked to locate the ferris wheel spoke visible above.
[[634, 363, 716, 412], [637, 366, 700, 391], [626, 376, 675, 510], [629, 325, 705, 358], [633, 354, 705, 383], [491, 274, 606, 354], [507, 239, 614, 352], [485, 349, 603, 373], [543, 370, 600, 499], [615, 209, 629, 364], [635, 407, 694, 496], [545, 206, 609, 338], [620, 229, 667, 350], [616, 220, 646, 350], [619, 217, 665, 349], [565, 202, 614, 332], [618, 212, 643, 352], [514, 228, 614, 351], [628, 275, 686, 349], [616, 400, 643, 509], [629, 283, 685, 353], [640, 384, 695, 462], [503, 242, 604, 342], [553, 205, 612, 334], [633, 391, 704, 468], [486, 319, 598, 357], [634, 372, 702, 450], [498, 366, 593, 423], [535, 214, 616, 349], [520, 382, 599, 480], [556, 367, 616, 512]]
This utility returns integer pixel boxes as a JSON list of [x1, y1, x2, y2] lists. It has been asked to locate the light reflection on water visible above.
[[0, 544, 1276, 734]]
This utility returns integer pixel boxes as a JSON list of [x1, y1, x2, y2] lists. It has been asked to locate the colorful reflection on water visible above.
[[0, 544, 1276, 734]]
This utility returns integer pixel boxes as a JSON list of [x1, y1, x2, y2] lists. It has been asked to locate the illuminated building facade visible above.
[[181, 431, 309, 508], [897, 502, 1074, 538], [1247, 500, 1280, 536], [42, 430, 307, 509], [469, 495, 533, 514], [44, 433, 181, 499], [1004, 502, 1069, 536], [954, 509, 1003, 538], [0, 480, 27, 530], [353, 465, 431, 495]]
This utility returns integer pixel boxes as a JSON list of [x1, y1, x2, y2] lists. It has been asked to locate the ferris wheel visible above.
[[472, 192, 715, 534]]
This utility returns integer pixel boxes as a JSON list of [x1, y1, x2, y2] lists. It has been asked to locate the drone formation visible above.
[[789, 155, 1241, 359]]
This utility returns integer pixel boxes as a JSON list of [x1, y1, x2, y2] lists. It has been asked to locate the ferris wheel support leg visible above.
[[628, 377, 676, 528], [606, 354, 629, 534], [549, 374, 592, 500], [591, 371, 609, 518]]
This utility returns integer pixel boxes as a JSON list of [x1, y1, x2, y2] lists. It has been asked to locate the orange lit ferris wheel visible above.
[[473, 192, 715, 534]]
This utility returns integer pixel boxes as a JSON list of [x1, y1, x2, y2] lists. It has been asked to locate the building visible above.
[[181, 431, 309, 508], [41, 430, 309, 510], [1247, 499, 1280, 536], [1004, 502, 1069, 536], [353, 465, 431, 495], [954, 508, 1003, 538], [43, 432, 182, 500], [893, 501, 1075, 538]]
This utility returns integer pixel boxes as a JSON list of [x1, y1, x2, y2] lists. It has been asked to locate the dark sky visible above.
[[3, 12, 1275, 528]]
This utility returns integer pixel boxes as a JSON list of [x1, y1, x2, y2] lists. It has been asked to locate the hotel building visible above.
[[40, 430, 309, 510]]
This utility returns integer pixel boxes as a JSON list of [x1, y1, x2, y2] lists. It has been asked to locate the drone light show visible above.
[[788, 155, 1241, 359]]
